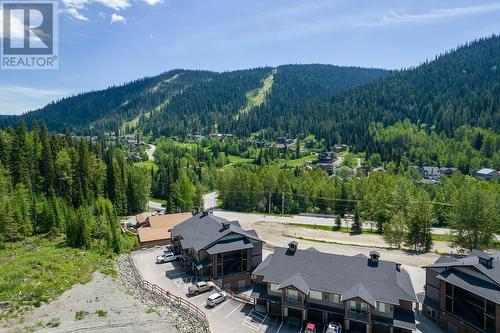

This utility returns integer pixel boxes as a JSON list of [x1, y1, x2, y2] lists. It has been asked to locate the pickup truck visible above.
[[187, 281, 215, 295]]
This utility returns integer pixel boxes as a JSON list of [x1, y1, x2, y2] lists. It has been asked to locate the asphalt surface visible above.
[[132, 248, 442, 333]]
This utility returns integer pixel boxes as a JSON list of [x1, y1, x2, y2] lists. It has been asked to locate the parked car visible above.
[[304, 322, 316, 333], [325, 322, 342, 333], [156, 252, 180, 264], [187, 281, 215, 295], [163, 246, 173, 254], [206, 291, 227, 307]]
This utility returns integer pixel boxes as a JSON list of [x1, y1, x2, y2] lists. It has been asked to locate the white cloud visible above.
[[63, 0, 89, 10], [0, 85, 70, 115], [96, 0, 130, 10], [142, 0, 162, 5], [357, 3, 500, 26], [0, 9, 26, 40], [66, 8, 89, 21], [110, 13, 126, 23]]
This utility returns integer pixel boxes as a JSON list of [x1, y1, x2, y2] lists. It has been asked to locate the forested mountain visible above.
[[7, 65, 389, 135], [4, 35, 499, 150]]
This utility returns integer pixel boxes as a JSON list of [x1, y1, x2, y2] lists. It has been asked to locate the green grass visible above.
[[134, 160, 158, 171], [227, 154, 254, 164], [288, 223, 379, 235], [238, 69, 275, 118], [0, 237, 115, 321], [96, 309, 107, 317], [75, 310, 88, 321], [431, 234, 455, 242], [289, 222, 458, 241], [148, 197, 166, 204], [278, 154, 316, 167]]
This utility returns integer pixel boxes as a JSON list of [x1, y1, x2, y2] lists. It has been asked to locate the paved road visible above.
[[146, 144, 156, 161], [202, 192, 458, 236]]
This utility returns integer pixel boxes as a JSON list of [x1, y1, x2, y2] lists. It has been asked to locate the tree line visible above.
[[0, 121, 150, 252], [217, 165, 499, 252]]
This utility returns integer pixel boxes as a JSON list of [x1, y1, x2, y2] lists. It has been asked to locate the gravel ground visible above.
[[1, 272, 176, 333], [117, 256, 209, 333]]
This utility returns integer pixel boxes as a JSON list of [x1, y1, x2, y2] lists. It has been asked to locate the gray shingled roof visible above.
[[425, 250, 500, 286], [342, 283, 376, 307], [437, 269, 500, 304], [278, 273, 310, 295], [252, 247, 417, 305], [206, 238, 254, 254], [170, 213, 261, 253]]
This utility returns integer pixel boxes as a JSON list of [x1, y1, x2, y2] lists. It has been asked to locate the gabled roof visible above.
[[425, 250, 500, 286], [147, 213, 192, 229], [342, 283, 376, 307], [436, 269, 500, 304], [170, 212, 261, 253], [252, 247, 417, 305], [278, 273, 310, 295]]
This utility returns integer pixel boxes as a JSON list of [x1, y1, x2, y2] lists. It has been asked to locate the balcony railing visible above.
[[283, 297, 304, 309], [347, 311, 369, 322]]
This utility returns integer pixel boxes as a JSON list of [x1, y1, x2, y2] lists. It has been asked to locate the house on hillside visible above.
[[313, 152, 337, 175], [422, 166, 440, 181], [439, 167, 457, 177], [137, 213, 192, 247], [475, 168, 499, 181], [422, 250, 500, 333], [170, 210, 262, 290], [251, 243, 418, 332], [333, 144, 348, 152], [333, 166, 355, 178]]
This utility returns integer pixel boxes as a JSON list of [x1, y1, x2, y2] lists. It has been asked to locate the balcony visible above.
[[347, 311, 369, 323], [283, 297, 304, 309]]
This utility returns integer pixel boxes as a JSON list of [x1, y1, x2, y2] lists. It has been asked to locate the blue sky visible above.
[[1, 0, 500, 115]]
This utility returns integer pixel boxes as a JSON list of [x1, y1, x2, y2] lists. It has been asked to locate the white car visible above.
[[156, 252, 180, 264], [206, 291, 227, 307], [325, 322, 342, 333]]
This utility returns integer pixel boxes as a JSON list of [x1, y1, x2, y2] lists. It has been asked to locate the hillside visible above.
[[8, 65, 389, 135], [274, 35, 500, 149], [5, 35, 500, 145]]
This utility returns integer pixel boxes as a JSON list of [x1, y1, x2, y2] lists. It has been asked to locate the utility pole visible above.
[[268, 192, 272, 215], [281, 192, 285, 215]]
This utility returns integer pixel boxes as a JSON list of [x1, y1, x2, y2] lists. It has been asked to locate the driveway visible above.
[[130, 248, 442, 333], [131, 248, 304, 333]]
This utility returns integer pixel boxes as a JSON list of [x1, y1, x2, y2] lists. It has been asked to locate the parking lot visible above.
[[132, 247, 308, 333], [131, 247, 441, 333]]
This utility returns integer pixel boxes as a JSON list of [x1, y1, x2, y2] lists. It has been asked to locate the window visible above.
[[376, 302, 389, 313], [349, 300, 367, 313], [269, 283, 279, 293], [309, 290, 322, 301], [329, 293, 341, 304], [286, 289, 299, 301]]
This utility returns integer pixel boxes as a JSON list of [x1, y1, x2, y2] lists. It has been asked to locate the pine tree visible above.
[[351, 209, 362, 234]]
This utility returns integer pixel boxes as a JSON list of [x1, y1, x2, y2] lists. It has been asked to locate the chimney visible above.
[[396, 263, 401, 272], [369, 250, 380, 264], [286, 241, 298, 255], [219, 222, 230, 232], [478, 256, 493, 269], [201, 209, 213, 217]]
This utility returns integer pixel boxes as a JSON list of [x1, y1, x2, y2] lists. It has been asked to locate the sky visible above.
[[0, 0, 499, 115]]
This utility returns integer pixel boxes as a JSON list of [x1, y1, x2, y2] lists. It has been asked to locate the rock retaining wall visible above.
[[117, 255, 210, 333]]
